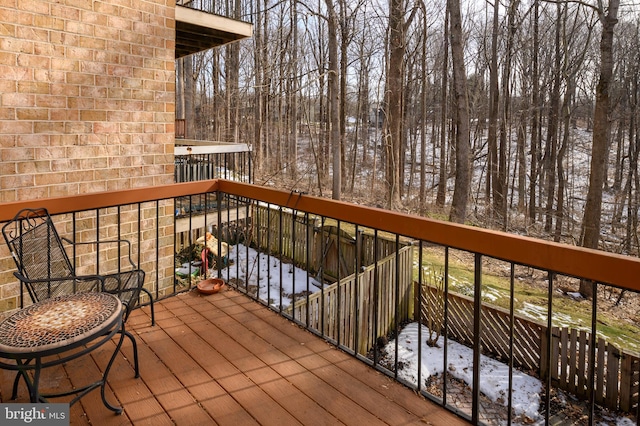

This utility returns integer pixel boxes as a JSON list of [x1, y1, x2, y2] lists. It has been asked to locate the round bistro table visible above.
[[0, 292, 125, 414]]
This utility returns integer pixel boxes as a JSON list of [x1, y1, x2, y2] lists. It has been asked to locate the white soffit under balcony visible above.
[[175, 5, 252, 58], [175, 141, 252, 154]]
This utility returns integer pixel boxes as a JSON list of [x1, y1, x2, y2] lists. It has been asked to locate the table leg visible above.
[[62, 324, 125, 414], [100, 322, 126, 414], [11, 360, 32, 399], [31, 358, 42, 403], [11, 359, 40, 403]]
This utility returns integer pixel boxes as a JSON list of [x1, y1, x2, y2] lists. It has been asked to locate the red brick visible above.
[[17, 0, 49, 14], [2, 92, 35, 107], [16, 108, 47, 120], [33, 121, 65, 133], [17, 80, 50, 94], [0, 120, 32, 134]]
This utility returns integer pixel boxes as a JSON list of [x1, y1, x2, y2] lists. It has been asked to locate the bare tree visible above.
[[542, 1, 563, 233], [436, 3, 449, 209], [555, 6, 595, 241], [326, 0, 341, 199], [496, 0, 520, 228], [579, 0, 620, 297], [486, 0, 500, 221], [529, 0, 541, 223], [290, 0, 299, 179], [448, 0, 472, 223], [185, 55, 196, 139]]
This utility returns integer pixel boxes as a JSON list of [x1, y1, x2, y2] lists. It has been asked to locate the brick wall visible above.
[[0, 0, 177, 314]]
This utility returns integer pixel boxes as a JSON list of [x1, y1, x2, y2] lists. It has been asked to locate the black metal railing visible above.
[[1, 180, 639, 425], [174, 145, 252, 218], [174, 149, 252, 184]]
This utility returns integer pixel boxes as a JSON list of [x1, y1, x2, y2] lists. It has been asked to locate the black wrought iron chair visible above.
[[2, 207, 155, 382]]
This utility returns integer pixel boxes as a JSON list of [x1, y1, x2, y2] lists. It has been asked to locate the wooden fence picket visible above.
[[287, 246, 414, 355]]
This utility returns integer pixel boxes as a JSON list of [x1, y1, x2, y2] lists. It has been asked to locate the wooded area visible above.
[[176, 0, 640, 273]]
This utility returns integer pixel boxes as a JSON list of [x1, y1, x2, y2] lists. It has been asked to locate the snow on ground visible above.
[[217, 243, 324, 308], [383, 323, 638, 425], [383, 322, 543, 420], [517, 302, 578, 328], [603, 416, 636, 426]]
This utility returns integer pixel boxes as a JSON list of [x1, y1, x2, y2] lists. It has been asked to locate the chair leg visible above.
[[141, 288, 155, 326], [122, 330, 140, 378], [149, 299, 155, 327]]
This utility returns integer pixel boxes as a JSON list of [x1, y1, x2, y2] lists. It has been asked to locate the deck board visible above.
[[0, 288, 470, 426]]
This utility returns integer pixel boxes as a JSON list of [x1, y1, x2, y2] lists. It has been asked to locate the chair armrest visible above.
[[13, 271, 105, 306], [13, 271, 105, 286], [61, 237, 137, 269]]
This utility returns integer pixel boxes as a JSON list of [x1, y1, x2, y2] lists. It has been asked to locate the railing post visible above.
[[545, 272, 554, 422], [416, 243, 423, 393], [588, 282, 598, 424], [472, 253, 482, 424], [373, 230, 379, 366], [443, 247, 449, 405], [305, 212, 311, 327], [216, 190, 222, 278], [393, 234, 400, 379], [337, 221, 342, 347], [507, 263, 515, 425], [278, 206, 283, 312], [291, 206, 297, 318], [354, 228, 362, 354]]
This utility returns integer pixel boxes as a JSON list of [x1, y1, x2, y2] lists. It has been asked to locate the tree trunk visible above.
[[626, 74, 639, 253], [544, 2, 563, 233], [384, 0, 405, 208], [496, 0, 519, 228], [529, 0, 540, 223], [517, 108, 527, 213], [436, 4, 449, 208], [487, 1, 499, 220], [419, 8, 428, 212], [448, 0, 471, 223], [185, 55, 195, 140], [325, 0, 341, 200], [579, 0, 620, 297], [253, 0, 263, 172], [555, 77, 575, 242], [338, 0, 349, 191], [290, 0, 299, 179]]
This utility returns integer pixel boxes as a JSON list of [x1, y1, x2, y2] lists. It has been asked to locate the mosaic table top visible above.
[[0, 292, 122, 356]]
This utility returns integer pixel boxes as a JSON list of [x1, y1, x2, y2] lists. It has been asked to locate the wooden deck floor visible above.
[[0, 288, 470, 426]]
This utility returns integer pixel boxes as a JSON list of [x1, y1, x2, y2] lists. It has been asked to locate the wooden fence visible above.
[[251, 204, 404, 281], [543, 328, 640, 412], [418, 284, 640, 413], [175, 203, 405, 282], [288, 245, 414, 355], [178, 204, 415, 355]]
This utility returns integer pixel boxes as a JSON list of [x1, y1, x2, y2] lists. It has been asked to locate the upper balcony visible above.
[[1, 181, 639, 425], [175, 2, 252, 58], [174, 119, 253, 186]]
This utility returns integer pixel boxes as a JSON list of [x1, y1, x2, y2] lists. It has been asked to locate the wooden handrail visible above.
[[0, 180, 218, 221], [217, 180, 640, 291], [2, 178, 640, 291]]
